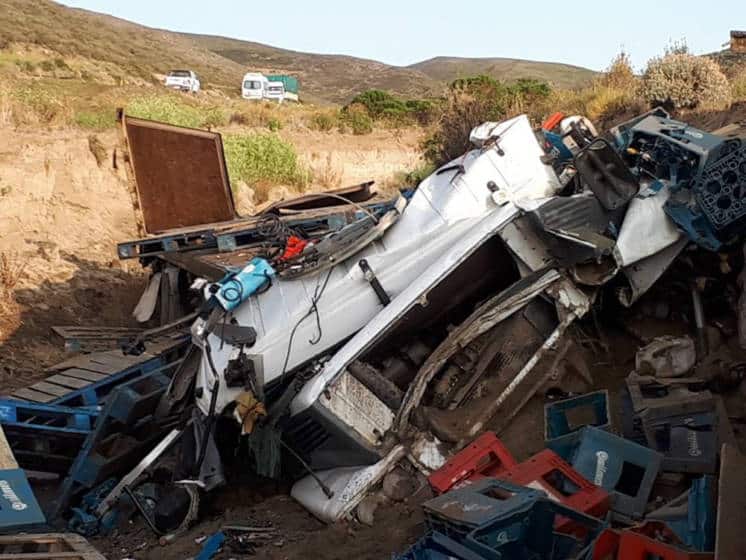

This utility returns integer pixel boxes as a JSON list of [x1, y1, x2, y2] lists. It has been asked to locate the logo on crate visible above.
[[684, 418, 702, 457], [594, 451, 609, 485], [0, 480, 28, 511]]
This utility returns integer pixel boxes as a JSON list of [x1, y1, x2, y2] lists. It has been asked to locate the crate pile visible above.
[[397, 387, 739, 559]]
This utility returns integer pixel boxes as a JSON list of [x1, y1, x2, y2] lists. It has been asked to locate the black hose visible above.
[[123, 485, 164, 537], [195, 343, 221, 476]]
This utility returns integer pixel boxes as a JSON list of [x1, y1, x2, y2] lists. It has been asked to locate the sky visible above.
[[59, 0, 746, 71]]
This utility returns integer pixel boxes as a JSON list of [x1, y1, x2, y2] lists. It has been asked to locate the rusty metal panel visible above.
[[259, 181, 374, 215], [123, 115, 236, 233]]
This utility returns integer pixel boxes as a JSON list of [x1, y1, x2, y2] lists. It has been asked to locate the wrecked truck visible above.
[[114, 106, 746, 525]]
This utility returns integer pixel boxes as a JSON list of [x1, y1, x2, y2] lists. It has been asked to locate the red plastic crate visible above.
[[428, 432, 517, 494], [500, 448, 610, 536], [617, 531, 714, 560]]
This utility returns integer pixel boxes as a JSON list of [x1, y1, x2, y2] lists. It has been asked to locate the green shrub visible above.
[[74, 110, 115, 130], [15, 60, 35, 73], [201, 106, 228, 128], [126, 96, 227, 128], [346, 90, 438, 126], [342, 103, 373, 135], [308, 110, 337, 132], [222, 133, 311, 200], [731, 71, 746, 101], [126, 96, 203, 127], [404, 99, 438, 125], [12, 87, 68, 124], [641, 53, 731, 110], [349, 89, 408, 119], [267, 117, 282, 132], [423, 90, 502, 166], [39, 59, 55, 72], [399, 163, 436, 187]]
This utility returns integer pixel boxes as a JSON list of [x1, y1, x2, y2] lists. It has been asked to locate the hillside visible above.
[[0, 0, 248, 91], [184, 34, 443, 104], [409, 56, 597, 89], [0, 0, 596, 103]]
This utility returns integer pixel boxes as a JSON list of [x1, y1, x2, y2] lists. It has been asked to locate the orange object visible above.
[[280, 235, 308, 260], [542, 111, 565, 132], [428, 432, 516, 494]]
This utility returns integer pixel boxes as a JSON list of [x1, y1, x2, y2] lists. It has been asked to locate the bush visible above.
[[342, 103, 373, 135], [404, 99, 438, 125], [307, 110, 338, 132], [74, 110, 115, 130], [222, 133, 310, 201], [348, 90, 407, 119], [448, 75, 551, 115], [732, 70, 746, 101], [641, 53, 731, 110], [201, 106, 228, 128], [12, 87, 69, 124], [422, 75, 552, 166], [602, 51, 636, 88], [126, 96, 227, 128], [345, 89, 438, 126], [399, 163, 436, 187], [267, 117, 282, 132]]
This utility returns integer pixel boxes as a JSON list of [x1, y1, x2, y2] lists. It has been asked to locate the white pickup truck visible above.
[[164, 70, 201, 93]]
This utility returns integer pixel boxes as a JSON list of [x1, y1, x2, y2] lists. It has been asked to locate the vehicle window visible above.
[[243, 80, 263, 89], [170, 70, 191, 77]]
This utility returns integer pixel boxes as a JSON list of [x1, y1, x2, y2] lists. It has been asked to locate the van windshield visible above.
[[243, 80, 263, 90], [169, 70, 191, 77]]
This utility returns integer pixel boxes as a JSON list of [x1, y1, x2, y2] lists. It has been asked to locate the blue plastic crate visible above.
[[647, 475, 716, 551], [423, 479, 544, 540], [545, 390, 610, 442], [546, 426, 662, 521], [395, 532, 487, 560], [464, 498, 604, 560]]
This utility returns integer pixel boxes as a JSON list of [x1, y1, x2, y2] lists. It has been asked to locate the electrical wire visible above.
[[279, 265, 335, 383]]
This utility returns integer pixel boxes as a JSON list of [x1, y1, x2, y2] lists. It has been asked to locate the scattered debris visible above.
[[5, 105, 746, 558], [0, 533, 105, 560]]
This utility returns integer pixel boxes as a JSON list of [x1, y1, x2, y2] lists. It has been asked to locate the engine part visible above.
[[574, 138, 639, 210], [347, 360, 403, 410], [223, 351, 256, 390], [694, 145, 746, 235]]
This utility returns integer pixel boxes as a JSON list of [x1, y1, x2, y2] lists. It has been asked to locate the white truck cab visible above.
[[264, 81, 286, 103], [165, 70, 200, 93], [242, 72, 268, 100]]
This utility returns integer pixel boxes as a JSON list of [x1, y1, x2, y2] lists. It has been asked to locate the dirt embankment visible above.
[[0, 125, 424, 389]]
